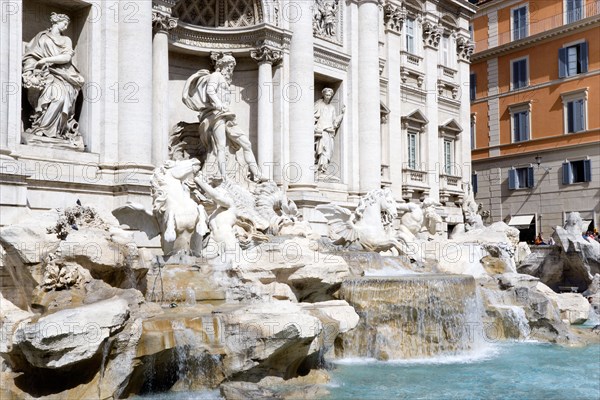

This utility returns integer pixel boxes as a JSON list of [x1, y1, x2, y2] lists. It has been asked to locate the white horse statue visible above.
[[112, 159, 208, 255], [317, 188, 419, 260]]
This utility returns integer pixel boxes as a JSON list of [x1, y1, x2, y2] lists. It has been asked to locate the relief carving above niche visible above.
[[313, 0, 343, 44], [21, 12, 85, 151]]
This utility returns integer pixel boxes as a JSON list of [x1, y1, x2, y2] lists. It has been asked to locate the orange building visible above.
[[470, 0, 600, 242]]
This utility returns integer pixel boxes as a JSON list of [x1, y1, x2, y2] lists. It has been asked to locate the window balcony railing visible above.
[[474, 1, 599, 52]]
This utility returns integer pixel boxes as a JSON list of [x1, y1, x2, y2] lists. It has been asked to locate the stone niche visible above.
[[168, 52, 259, 161], [314, 76, 344, 183], [21, 0, 94, 151]]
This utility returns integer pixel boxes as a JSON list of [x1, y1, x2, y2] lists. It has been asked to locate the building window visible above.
[[406, 17, 415, 54], [566, 0, 584, 24], [559, 42, 588, 77], [508, 166, 534, 190], [563, 159, 592, 184], [441, 35, 451, 67], [561, 89, 588, 134], [408, 131, 418, 169], [472, 173, 478, 194], [469, 24, 474, 41], [470, 73, 476, 101], [567, 99, 585, 132], [443, 139, 454, 175], [512, 110, 530, 142], [512, 5, 528, 40], [511, 58, 528, 90]]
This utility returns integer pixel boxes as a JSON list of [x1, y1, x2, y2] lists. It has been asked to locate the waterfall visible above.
[[337, 274, 486, 360]]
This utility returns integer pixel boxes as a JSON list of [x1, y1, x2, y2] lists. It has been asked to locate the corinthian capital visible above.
[[152, 11, 178, 33], [383, 3, 406, 33], [456, 36, 475, 62], [422, 21, 442, 49], [250, 45, 282, 66]]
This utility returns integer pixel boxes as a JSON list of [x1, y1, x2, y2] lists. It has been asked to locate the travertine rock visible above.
[[12, 296, 129, 369]]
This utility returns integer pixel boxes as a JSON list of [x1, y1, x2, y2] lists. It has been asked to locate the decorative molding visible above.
[[314, 44, 351, 71], [152, 11, 178, 33], [250, 42, 283, 65], [170, 23, 292, 53], [472, 14, 600, 61], [422, 20, 442, 49], [383, 2, 406, 33]]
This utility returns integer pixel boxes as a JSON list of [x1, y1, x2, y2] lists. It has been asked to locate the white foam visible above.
[[363, 266, 420, 276], [333, 344, 500, 366]]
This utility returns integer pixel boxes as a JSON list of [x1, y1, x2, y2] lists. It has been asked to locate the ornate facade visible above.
[[1, 0, 475, 235]]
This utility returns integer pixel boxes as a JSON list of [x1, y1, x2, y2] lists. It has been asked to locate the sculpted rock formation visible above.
[[518, 212, 600, 292]]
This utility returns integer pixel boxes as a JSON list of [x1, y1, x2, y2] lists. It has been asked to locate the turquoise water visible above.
[[327, 342, 600, 400]]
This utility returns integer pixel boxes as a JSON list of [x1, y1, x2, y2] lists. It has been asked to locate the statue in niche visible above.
[[182, 53, 265, 183], [314, 87, 345, 177], [313, 0, 339, 37], [22, 13, 85, 150]]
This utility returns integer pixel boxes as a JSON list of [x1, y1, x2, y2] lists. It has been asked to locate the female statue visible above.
[[22, 13, 85, 144]]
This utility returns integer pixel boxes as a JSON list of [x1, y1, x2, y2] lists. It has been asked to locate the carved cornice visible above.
[[169, 22, 292, 54], [422, 21, 442, 49], [456, 36, 474, 62], [152, 11, 178, 33], [251, 42, 283, 66], [472, 14, 600, 62], [383, 2, 406, 33]]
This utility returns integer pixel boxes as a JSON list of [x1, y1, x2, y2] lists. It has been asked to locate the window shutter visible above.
[[574, 100, 584, 132], [567, 101, 574, 132], [527, 166, 535, 188], [583, 159, 592, 182], [520, 60, 527, 87], [470, 74, 476, 101], [472, 174, 478, 194], [562, 161, 573, 185], [508, 168, 517, 190], [580, 42, 588, 73], [513, 113, 519, 141], [524, 111, 529, 140], [558, 48, 567, 78]]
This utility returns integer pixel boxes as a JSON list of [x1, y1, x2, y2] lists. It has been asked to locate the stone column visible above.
[[457, 36, 474, 192], [287, 0, 316, 191], [152, 10, 178, 166], [383, 3, 406, 196], [358, 0, 382, 192], [118, 1, 153, 166], [423, 20, 442, 201], [251, 45, 282, 181], [0, 0, 22, 157]]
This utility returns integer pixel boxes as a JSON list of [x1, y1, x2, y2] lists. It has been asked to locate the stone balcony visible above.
[[439, 174, 464, 205], [402, 168, 430, 200]]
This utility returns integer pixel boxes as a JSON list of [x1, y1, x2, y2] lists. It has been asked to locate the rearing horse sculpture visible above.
[[316, 188, 420, 261], [112, 158, 208, 255]]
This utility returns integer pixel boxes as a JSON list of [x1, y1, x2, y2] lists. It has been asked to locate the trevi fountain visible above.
[[0, 1, 599, 399]]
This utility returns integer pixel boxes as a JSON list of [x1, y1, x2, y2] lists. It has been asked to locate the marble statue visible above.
[[182, 53, 264, 183], [317, 188, 420, 261], [396, 197, 444, 238], [112, 159, 208, 256], [314, 88, 345, 176], [22, 13, 85, 149], [462, 183, 484, 230], [313, 0, 339, 37]]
